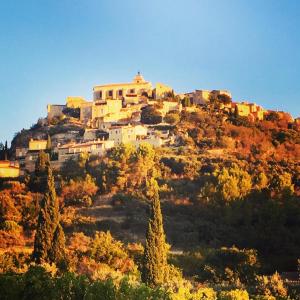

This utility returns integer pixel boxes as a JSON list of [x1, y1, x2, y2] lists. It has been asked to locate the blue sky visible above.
[[0, 0, 299, 144]]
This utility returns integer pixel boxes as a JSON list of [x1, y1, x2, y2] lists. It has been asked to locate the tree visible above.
[[46, 135, 52, 151], [266, 111, 280, 122], [181, 96, 191, 107], [200, 164, 252, 203], [164, 112, 180, 125], [218, 93, 232, 105], [29, 151, 50, 192], [141, 106, 162, 124], [4, 141, 8, 160], [61, 175, 98, 207], [142, 178, 168, 287], [270, 172, 294, 198], [35, 151, 49, 176], [32, 164, 65, 264]]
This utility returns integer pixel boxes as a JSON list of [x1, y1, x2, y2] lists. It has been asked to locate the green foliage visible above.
[[218, 289, 249, 300], [61, 175, 98, 207], [46, 134, 52, 150], [90, 231, 128, 266], [1, 220, 21, 233], [201, 246, 259, 285], [0, 250, 30, 273], [32, 165, 65, 265], [142, 178, 168, 287], [0, 267, 169, 300], [255, 272, 288, 299], [181, 96, 192, 107], [29, 151, 50, 192], [61, 153, 89, 180], [91, 143, 159, 195], [265, 111, 280, 122], [62, 107, 80, 119], [200, 164, 252, 203], [141, 106, 163, 124], [270, 172, 294, 198]]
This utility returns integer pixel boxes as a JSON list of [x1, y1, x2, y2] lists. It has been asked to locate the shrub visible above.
[[0, 251, 30, 273], [89, 231, 135, 273], [165, 112, 180, 125], [1, 220, 22, 233], [218, 289, 249, 300], [193, 287, 217, 300], [255, 272, 287, 298], [61, 175, 98, 207], [0, 230, 25, 248], [191, 247, 259, 285], [141, 106, 162, 124]]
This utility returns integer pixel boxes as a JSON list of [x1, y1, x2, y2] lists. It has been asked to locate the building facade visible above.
[[0, 161, 20, 178], [93, 72, 153, 104], [186, 89, 232, 105], [108, 124, 148, 145], [29, 139, 48, 151], [58, 140, 114, 162]]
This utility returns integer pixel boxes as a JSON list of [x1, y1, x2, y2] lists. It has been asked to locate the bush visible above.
[[165, 112, 180, 125], [61, 175, 98, 207], [218, 289, 249, 300], [141, 106, 162, 124], [0, 250, 30, 273], [0, 230, 25, 248], [89, 231, 135, 273], [255, 272, 287, 298], [193, 287, 217, 300], [1, 220, 22, 233]]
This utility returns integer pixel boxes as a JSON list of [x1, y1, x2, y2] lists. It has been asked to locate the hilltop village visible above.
[[1, 74, 300, 299], [1, 72, 299, 177]]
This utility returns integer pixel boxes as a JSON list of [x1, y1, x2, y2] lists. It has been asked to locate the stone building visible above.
[[153, 83, 173, 99], [47, 104, 66, 120], [231, 102, 265, 121], [108, 124, 148, 145], [0, 161, 20, 178], [66, 96, 87, 108], [58, 140, 114, 162], [93, 72, 152, 105], [29, 139, 48, 151], [93, 72, 173, 104], [186, 89, 232, 105]]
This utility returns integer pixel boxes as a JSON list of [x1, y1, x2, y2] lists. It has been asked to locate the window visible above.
[[108, 90, 113, 97], [118, 90, 123, 96], [99, 91, 102, 99], [129, 88, 135, 94]]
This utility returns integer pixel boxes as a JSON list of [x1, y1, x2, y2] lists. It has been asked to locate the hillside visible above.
[[1, 100, 300, 298]]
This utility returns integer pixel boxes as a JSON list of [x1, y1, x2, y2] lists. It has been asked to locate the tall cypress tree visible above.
[[32, 163, 65, 264], [4, 141, 8, 160], [46, 135, 52, 151], [29, 151, 49, 192], [142, 178, 168, 287]]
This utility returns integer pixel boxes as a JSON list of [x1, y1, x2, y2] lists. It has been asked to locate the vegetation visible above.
[[142, 178, 168, 287], [32, 164, 65, 265], [141, 106, 163, 124], [1, 98, 300, 298]]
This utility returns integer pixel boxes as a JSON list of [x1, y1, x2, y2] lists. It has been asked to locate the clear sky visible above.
[[0, 0, 299, 144]]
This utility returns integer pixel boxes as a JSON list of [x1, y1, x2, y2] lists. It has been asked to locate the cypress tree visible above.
[[35, 150, 49, 176], [4, 140, 8, 160], [46, 135, 52, 150], [30, 151, 49, 192], [32, 164, 65, 264], [142, 178, 168, 287]]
